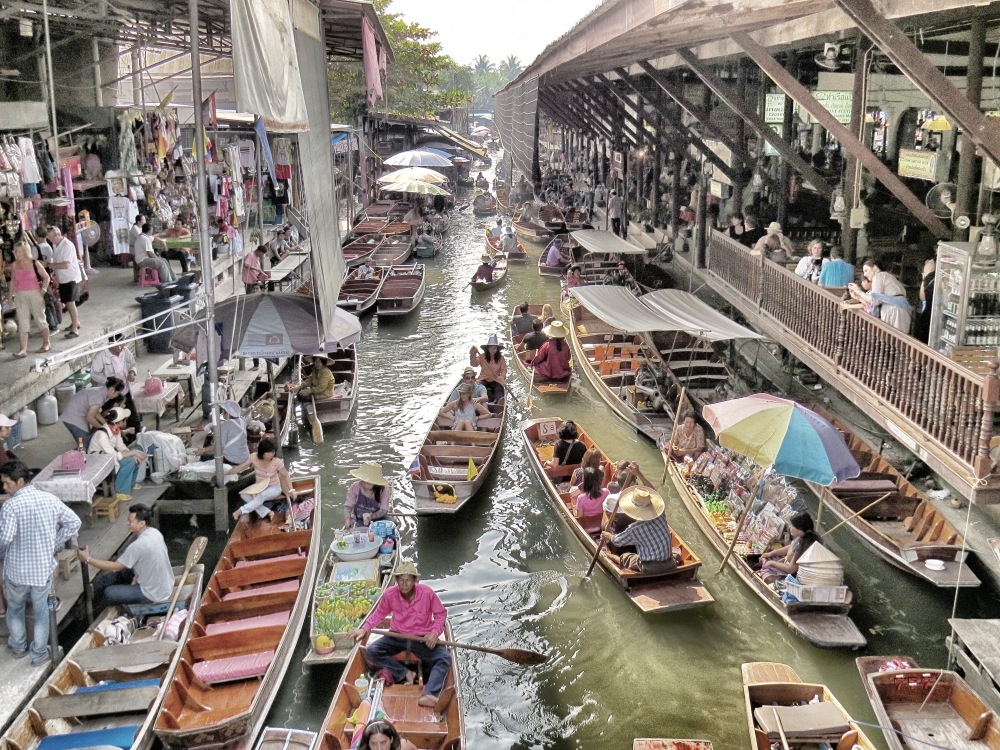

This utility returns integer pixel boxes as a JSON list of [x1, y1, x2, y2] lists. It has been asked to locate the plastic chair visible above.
[[138, 267, 160, 287]]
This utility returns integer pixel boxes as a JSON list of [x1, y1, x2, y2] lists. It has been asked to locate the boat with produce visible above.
[[509, 304, 572, 396], [485, 228, 527, 262], [337, 267, 386, 315], [743, 662, 878, 750], [806, 408, 980, 588], [665, 452, 866, 648], [376, 265, 426, 317], [303, 525, 400, 667], [3, 566, 204, 750], [471, 254, 508, 292], [153, 477, 322, 749], [315, 622, 465, 750], [522, 417, 714, 613], [856, 655, 998, 750], [411, 378, 506, 514]]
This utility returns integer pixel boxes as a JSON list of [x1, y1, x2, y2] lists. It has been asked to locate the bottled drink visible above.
[[76, 437, 85, 453]]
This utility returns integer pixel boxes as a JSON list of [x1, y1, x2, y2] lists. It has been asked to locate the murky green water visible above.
[[259, 166, 999, 749]]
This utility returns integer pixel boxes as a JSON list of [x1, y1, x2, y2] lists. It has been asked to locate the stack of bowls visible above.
[[796, 542, 844, 586]]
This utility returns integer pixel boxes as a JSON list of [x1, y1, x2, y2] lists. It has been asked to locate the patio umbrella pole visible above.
[[190, 0, 226, 530]]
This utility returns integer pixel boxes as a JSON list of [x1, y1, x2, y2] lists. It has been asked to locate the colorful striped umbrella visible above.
[[702, 394, 860, 486]]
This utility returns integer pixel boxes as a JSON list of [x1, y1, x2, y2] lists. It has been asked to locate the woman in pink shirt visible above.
[[9, 241, 51, 357], [530, 321, 572, 382], [573, 467, 608, 528]]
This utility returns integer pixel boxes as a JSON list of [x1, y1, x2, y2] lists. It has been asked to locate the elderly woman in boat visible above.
[[440, 383, 491, 431], [469, 335, 507, 404], [344, 461, 391, 529], [669, 410, 706, 461], [758, 512, 821, 583], [530, 321, 572, 384]]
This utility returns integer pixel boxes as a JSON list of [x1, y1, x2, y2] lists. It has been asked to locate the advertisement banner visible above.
[[897, 149, 937, 181]]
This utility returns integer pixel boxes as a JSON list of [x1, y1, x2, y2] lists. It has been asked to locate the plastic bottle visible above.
[[36, 392, 58, 425], [17, 408, 37, 441]]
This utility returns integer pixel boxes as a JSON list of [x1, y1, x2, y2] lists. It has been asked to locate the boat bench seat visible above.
[[75, 678, 161, 694], [222, 579, 300, 600], [204, 610, 291, 636], [37, 725, 140, 750], [831, 479, 898, 496], [754, 702, 850, 740], [234, 552, 305, 569], [192, 649, 275, 684], [36, 681, 162, 720]]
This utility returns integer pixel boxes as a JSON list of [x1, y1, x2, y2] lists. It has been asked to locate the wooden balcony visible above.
[[704, 230, 1000, 504]]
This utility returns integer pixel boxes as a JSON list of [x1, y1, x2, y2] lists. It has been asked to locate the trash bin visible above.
[[156, 282, 179, 298], [174, 282, 199, 303], [136, 293, 182, 354]]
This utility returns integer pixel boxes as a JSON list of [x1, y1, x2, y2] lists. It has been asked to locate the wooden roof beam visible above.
[[552, 84, 618, 142], [539, 90, 603, 141], [565, 81, 640, 146], [833, 0, 1000, 168], [730, 32, 949, 238]]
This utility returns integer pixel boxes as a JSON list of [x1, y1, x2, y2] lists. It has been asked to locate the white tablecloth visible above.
[[33, 453, 115, 505], [133, 380, 182, 417]]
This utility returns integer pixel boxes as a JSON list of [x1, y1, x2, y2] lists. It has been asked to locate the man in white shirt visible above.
[[134, 223, 175, 282], [46, 226, 82, 338], [128, 215, 144, 253], [607, 191, 624, 237]]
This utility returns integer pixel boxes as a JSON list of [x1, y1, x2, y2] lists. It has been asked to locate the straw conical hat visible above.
[[797, 542, 841, 566]]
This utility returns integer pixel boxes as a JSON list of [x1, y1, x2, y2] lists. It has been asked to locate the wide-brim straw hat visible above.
[[481, 254, 492, 262], [350, 462, 388, 486], [618, 486, 665, 521], [395, 560, 420, 578], [484, 334, 500, 347], [766, 221, 783, 234], [244, 477, 272, 496], [543, 321, 568, 339]]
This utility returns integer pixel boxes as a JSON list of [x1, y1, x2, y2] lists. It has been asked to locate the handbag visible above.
[[144, 370, 164, 395], [60, 449, 86, 471]]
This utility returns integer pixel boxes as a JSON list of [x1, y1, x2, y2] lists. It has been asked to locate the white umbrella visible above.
[[384, 149, 453, 168], [376, 167, 448, 185]]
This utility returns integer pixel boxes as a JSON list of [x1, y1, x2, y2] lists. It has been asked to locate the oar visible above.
[[660, 386, 688, 485], [772, 708, 793, 750], [717, 481, 757, 575], [157, 536, 208, 640], [823, 492, 892, 535], [369, 629, 548, 666], [525, 366, 538, 411], [310, 396, 324, 444], [584, 465, 637, 578]]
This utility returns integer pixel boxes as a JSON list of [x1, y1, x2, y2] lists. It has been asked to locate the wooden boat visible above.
[[342, 237, 381, 268], [805, 409, 979, 588], [3, 566, 204, 750], [634, 741, 714, 750], [360, 200, 408, 219], [337, 267, 385, 315], [666, 460, 867, 648], [521, 417, 714, 613], [153, 477, 322, 749], [298, 350, 358, 426], [564, 208, 590, 228], [372, 235, 414, 266], [376, 265, 425, 317], [743, 662, 879, 750], [474, 176, 490, 191], [411, 378, 506, 514], [509, 304, 572, 396], [472, 192, 497, 216], [380, 222, 413, 236], [645, 329, 741, 412], [414, 235, 439, 259], [857, 655, 999, 750], [303, 533, 400, 666], [485, 229, 527, 262], [429, 213, 450, 235], [538, 204, 566, 227], [471, 254, 508, 292], [537, 234, 582, 278], [351, 218, 388, 235], [255, 728, 316, 750], [513, 218, 553, 244], [315, 622, 465, 750]]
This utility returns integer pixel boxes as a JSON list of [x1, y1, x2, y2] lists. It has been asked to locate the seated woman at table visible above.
[[439, 383, 491, 431], [343, 462, 391, 529], [225, 438, 298, 522], [88, 407, 148, 503], [757, 512, 820, 583], [669, 411, 706, 461]]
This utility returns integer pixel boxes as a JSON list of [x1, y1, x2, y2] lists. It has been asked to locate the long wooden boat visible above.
[[472, 192, 497, 216], [360, 200, 408, 219], [342, 237, 381, 268], [315, 622, 465, 750], [474, 176, 490, 191], [379, 222, 413, 236], [351, 218, 388, 235], [743, 662, 879, 750], [471, 254, 508, 292], [376, 265, 425, 317], [564, 208, 590, 229], [3, 566, 204, 750], [153, 477, 322, 749], [412, 378, 506, 514], [371, 235, 414, 266], [569, 304, 673, 443], [513, 218, 553, 244], [537, 235, 582, 278], [634, 741, 714, 750], [645, 329, 741, 412], [509, 304, 571, 396], [805, 409, 979, 588], [666, 460, 866, 648], [297, 350, 358, 426], [856, 655, 999, 750], [303, 533, 400, 666], [538, 203, 566, 228], [413, 236, 439, 259], [337, 267, 386, 315], [485, 229, 527, 262], [521, 417, 713, 612], [255, 728, 316, 750]]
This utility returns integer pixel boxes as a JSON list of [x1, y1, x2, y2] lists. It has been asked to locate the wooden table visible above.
[[152, 359, 200, 405], [270, 253, 310, 291], [133, 380, 182, 430], [32, 452, 115, 505]]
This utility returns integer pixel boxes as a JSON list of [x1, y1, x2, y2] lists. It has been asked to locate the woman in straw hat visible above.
[[470, 254, 496, 284], [758, 511, 820, 583], [600, 486, 678, 573], [225, 437, 297, 522], [469, 334, 507, 404], [88, 407, 147, 503], [344, 461, 391, 529], [530, 321, 572, 382]]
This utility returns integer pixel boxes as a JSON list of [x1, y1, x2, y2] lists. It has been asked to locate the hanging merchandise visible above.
[[273, 137, 292, 181], [16, 137, 42, 185], [118, 111, 140, 174]]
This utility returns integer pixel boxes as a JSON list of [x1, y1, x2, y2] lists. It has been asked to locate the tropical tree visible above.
[[472, 55, 494, 76], [498, 55, 522, 80]]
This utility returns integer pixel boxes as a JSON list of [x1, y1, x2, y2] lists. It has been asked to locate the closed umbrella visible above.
[[379, 178, 451, 196], [384, 149, 453, 168], [376, 167, 448, 185]]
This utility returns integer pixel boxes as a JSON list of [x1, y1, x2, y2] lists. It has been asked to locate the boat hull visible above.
[[376, 265, 426, 317]]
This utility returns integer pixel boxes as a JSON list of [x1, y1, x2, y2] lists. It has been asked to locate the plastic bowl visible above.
[[924, 559, 946, 571], [330, 535, 384, 561], [150, 472, 167, 485]]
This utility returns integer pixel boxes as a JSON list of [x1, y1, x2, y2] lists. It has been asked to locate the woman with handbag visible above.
[[8, 240, 51, 357]]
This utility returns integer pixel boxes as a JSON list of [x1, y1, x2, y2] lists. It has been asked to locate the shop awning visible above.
[[571, 230, 649, 255], [569, 286, 764, 341], [429, 124, 487, 159]]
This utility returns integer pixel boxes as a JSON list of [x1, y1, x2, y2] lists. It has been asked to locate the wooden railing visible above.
[[706, 230, 1000, 482]]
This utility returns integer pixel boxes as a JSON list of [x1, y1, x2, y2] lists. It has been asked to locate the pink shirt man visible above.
[[362, 582, 447, 637]]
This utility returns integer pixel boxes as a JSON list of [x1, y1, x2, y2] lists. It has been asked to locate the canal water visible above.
[[259, 169, 998, 749]]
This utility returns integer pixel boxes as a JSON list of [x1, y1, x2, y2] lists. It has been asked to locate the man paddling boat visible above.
[[350, 560, 451, 708]]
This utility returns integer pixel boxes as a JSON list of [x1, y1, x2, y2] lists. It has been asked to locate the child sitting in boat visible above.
[[572, 468, 608, 532]]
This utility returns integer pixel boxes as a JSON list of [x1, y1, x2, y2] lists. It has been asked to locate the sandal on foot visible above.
[[37, 344, 51, 353], [13, 351, 27, 359]]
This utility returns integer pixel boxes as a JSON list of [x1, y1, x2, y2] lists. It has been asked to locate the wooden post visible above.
[[732, 59, 749, 212], [974, 361, 1000, 480], [955, 19, 986, 241], [842, 38, 872, 263], [670, 150, 681, 238], [652, 103, 663, 228], [777, 53, 797, 228]]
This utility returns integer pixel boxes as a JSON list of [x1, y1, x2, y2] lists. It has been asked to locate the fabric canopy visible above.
[[569, 287, 763, 341], [571, 230, 649, 255]]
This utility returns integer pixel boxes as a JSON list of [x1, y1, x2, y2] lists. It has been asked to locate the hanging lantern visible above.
[[974, 214, 999, 268]]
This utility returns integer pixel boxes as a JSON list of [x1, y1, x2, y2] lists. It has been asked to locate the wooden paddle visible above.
[[660, 386, 688, 485], [310, 395, 324, 444], [823, 492, 892, 535], [771, 707, 793, 750], [370, 629, 548, 666], [584, 465, 637, 578], [156, 536, 208, 640], [717, 480, 757, 575]]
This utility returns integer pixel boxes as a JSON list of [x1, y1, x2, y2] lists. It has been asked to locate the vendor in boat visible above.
[[520, 202, 535, 222], [356, 721, 418, 750], [565, 265, 583, 289], [356, 259, 375, 280], [415, 229, 436, 254], [543, 419, 587, 469], [500, 225, 519, 254], [344, 461, 391, 529], [545, 238, 567, 267], [449, 367, 488, 404], [225, 438, 298, 521], [603, 261, 633, 287], [758, 512, 820, 583], [670, 410, 706, 461], [351, 560, 451, 709], [471, 254, 496, 284], [530, 321, 572, 384], [440, 383, 491, 431], [601, 487, 679, 574], [469, 335, 507, 403], [488, 218, 504, 239], [287, 357, 335, 401]]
